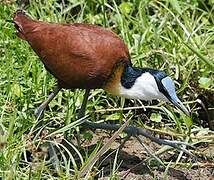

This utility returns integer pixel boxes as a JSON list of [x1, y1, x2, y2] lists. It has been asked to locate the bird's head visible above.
[[118, 65, 190, 116]]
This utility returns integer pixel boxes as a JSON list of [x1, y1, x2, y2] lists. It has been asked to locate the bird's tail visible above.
[[13, 9, 33, 40]]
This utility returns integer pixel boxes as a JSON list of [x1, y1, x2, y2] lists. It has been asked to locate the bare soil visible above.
[[82, 130, 214, 180]]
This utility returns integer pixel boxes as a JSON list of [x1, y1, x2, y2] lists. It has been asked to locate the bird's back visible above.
[[13, 10, 131, 89]]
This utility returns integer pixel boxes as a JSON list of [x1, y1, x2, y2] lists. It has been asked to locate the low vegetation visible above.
[[0, 0, 213, 179]]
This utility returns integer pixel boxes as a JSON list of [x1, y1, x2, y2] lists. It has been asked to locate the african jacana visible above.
[[13, 10, 189, 120]]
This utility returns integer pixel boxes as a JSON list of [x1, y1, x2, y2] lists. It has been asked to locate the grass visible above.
[[0, 0, 214, 179]]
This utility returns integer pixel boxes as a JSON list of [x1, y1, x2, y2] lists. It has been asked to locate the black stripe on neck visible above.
[[121, 64, 167, 89]]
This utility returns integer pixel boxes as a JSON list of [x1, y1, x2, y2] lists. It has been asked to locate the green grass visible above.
[[0, 0, 214, 179]]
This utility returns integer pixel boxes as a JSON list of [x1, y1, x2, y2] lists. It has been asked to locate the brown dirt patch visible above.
[[82, 130, 214, 179]]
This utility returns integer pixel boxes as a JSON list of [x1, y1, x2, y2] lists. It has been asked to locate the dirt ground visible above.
[[82, 130, 214, 180]]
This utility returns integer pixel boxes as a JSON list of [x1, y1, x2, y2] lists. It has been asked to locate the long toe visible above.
[[48, 142, 59, 170]]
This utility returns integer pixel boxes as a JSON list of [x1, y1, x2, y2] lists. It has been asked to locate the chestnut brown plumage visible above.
[[13, 10, 193, 156], [14, 10, 130, 90], [13, 10, 190, 119]]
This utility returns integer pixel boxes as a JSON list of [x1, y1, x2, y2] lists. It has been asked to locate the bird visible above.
[[13, 9, 190, 121]]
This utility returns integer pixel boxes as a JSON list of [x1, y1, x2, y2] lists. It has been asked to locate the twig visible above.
[[94, 105, 160, 113]]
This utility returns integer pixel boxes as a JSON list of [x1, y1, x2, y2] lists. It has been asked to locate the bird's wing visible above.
[[14, 11, 131, 89]]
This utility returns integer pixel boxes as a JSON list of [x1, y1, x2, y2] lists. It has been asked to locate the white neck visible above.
[[118, 72, 168, 101]]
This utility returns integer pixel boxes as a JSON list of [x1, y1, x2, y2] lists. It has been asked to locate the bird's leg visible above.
[[78, 89, 90, 119], [48, 89, 91, 169], [33, 85, 61, 170], [34, 85, 61, 119], [83, 121, 194, 156]]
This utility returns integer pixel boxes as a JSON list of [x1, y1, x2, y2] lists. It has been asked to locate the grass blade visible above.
[[79, 118, 130, 178]]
